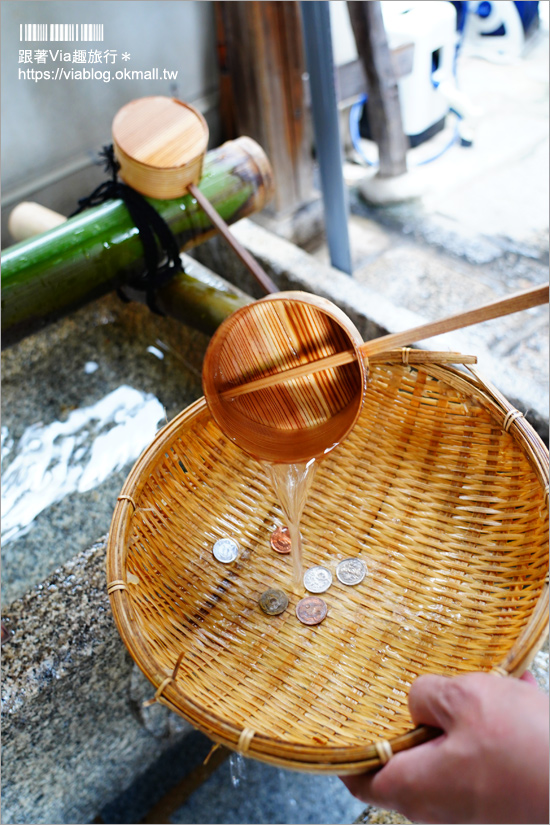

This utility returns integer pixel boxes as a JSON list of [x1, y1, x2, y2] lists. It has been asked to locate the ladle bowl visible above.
[[202, 292, 367, 463]]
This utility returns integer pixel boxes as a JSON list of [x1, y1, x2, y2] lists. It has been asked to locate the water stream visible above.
[[228, 752, 247, 788], [1, 385, 165, 546], [264, 459, 318, 590]]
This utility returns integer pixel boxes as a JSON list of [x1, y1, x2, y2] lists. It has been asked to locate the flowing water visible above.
[[228, 752, 247, 788], [264, 459, 318, 589], [1, 385, 165, 547]]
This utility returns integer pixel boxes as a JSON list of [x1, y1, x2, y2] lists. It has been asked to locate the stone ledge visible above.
[[1, 537, 194, 825]]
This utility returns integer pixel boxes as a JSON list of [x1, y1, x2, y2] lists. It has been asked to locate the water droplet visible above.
[[229, 752, 247, 788]]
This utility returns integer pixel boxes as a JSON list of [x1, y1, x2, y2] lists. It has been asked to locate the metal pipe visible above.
[[300, 1, 352, 275]]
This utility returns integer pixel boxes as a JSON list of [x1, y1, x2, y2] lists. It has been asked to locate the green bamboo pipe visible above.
[[1, 137, 273, 347], [128, 255, 253, 336], [7, 201, 254, 337]]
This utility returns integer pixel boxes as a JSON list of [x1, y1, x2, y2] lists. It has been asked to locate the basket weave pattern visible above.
[[108, 363, 549, 772]]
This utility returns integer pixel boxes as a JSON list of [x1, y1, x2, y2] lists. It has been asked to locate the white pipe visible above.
[[8, 202, 66, 242]]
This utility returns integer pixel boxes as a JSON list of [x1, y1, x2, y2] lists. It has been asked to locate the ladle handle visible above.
[[188, 183, 278, 295], [361, 282, 549, 357], [222, 282, 549, 398]]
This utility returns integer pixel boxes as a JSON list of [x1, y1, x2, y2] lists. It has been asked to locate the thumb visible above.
[[408, 673, 460, 731], [520, 669, 538, 687]]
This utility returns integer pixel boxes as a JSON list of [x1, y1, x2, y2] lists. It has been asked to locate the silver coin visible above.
[[303, 565, 332, 593], [336, 558, 367, 586], [212, 538, 239, 563]]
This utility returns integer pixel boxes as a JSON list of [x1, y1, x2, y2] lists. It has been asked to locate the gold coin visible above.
[[259, 588, 289, 615], [270, 525, 291, 554], [295, 596, 328, 626]]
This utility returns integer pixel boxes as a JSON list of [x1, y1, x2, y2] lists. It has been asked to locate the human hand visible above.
[[341, 671, 549, 824]]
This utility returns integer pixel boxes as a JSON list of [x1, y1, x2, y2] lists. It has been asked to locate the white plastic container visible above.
[[381, 1, 457, 143]]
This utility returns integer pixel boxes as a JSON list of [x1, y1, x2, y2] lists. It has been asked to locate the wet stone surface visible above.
[[1, 293, 208, 605]]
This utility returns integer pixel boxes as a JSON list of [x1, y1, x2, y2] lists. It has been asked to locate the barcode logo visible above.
[[50, 24, 76, 41], [19, 23, 104, 42], [20, 24, 48, 41], [79, 24, 104, 41]]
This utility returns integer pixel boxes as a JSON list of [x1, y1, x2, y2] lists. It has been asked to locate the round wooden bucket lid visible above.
[[112, 96, 209, 199]]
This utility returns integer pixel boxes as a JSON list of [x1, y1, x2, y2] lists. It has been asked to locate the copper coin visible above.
[[270, 525, 291, 554], [259, 588, 289, 615], [295, 596, 328, 626]]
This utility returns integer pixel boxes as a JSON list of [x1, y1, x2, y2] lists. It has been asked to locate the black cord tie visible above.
[[70, 145, 182, 314]]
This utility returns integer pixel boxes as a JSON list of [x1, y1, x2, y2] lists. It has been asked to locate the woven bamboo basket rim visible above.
[[107, 358, 549, 774]]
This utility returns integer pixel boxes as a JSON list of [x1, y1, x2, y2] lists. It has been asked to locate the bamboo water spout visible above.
[[1, 137, 273, 347], [8, 202, 254, 339]]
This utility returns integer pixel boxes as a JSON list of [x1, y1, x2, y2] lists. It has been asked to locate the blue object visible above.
[[450, 1, 470, 32], [477, 1, 492, 18], [474, 1, 539, 35], [515, 1, 540, 34], [301, 1, 352, 275], [452, 1, 539, 36]]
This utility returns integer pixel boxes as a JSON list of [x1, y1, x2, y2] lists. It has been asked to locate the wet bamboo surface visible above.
[[108, 361, 549, 773]]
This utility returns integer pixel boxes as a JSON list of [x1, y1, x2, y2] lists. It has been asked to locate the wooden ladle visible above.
[[202, 283, 549, 463], [112, 95, 277, 294]]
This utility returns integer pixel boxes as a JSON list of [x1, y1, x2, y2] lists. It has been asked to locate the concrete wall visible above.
[[1, 0, 220, 247]]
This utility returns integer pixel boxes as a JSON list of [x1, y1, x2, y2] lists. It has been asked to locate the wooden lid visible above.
[[112, 96, 209, 198]]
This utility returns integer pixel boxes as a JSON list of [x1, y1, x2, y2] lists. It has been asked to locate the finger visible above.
[[366, 737, 450, 818], [342, 738, 447, 817], [340, 762, 407, 810], [520, 669, 538, 687], [408, 673, 456, 730], [339, 771, 378, 805]]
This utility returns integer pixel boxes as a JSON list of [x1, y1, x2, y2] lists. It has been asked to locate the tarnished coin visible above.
[[296, 596, 328, 626], [259, 588, 289, 615], [270, 525, 291, 554], [303, 565, 332, 593], [336, 558, 367, 586], [212, 538, 239, 563]]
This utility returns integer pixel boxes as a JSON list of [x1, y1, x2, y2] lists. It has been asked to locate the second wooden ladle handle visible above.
[[188, 183, 278, 295], [222, 282, 549, 398]]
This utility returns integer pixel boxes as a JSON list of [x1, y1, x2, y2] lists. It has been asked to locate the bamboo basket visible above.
[[107, 358, 549, 773]]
